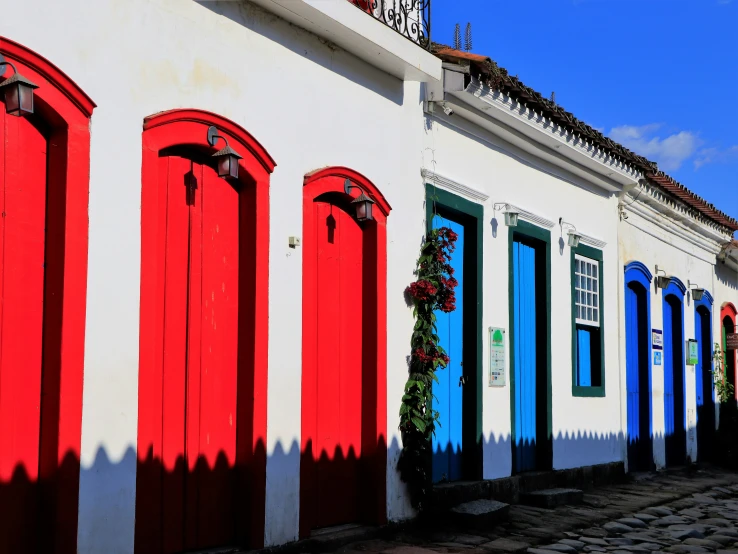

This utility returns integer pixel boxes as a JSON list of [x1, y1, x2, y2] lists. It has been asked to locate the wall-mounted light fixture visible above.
[[688, 280, 705, 301], [655, 265, 671, 289], [493, 203, 519, 227], [559, 218, 581, 248], [207, 126, 242, 180], [0, 54, 38, 117], [344, 178, 375, 222]]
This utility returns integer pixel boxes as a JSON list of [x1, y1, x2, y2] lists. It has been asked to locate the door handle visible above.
[[459, 376, 466, 386]]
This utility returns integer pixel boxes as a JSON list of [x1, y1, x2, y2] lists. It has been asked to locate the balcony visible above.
[[248, 0, 441, 82], [346, 0, 430, 50]]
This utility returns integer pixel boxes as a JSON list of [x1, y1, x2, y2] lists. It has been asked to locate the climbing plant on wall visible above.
[[713, 343, 735, 404], [398, 226, 458, 510]]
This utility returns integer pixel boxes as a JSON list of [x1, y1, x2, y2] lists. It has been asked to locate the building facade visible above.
[[0, 2, 736, 554]]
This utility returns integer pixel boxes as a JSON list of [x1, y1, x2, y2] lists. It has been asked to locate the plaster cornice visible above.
[[621, 182, 731, 257], [499, 203, 555, 229], [463, 78, 643, 189], [421, 168, 489, 203], [579, 234, 607, 249]]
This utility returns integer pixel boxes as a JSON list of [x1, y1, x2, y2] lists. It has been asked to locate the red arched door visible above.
[[301, 168, 390, 537], [139, 152, 241, 553], [0, 38, 94, 554], [138, 110, 273, 553], [0, 109, 48, 554]]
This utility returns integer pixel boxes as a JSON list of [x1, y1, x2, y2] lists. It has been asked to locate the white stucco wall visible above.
[[617, 193, 735, 470], [2, 0, 430, 551], [422, 111, 625, 481]]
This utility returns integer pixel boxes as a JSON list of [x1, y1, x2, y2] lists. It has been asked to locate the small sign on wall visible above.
[[652, 329, 663, 351], [489, 327, 506, 387], [727, 333, 738, 351], [654, 351, 662, 366], [686, 339, 699, 366]]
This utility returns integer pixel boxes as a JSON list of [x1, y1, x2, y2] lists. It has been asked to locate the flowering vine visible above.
[[398, 226, 458, 510]]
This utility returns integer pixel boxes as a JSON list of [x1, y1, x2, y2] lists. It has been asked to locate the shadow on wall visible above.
[[1, 435, 388, 554], [193, 0, 405, 106]]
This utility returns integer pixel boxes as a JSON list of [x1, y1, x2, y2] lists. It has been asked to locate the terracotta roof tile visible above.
[[432, 44, 738, 233]]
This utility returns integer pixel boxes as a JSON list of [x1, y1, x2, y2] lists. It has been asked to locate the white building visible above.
[[0, 3, 736, 554]]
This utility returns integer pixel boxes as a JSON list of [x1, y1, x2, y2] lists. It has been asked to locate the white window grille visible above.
[[575, 254, 599, 326]]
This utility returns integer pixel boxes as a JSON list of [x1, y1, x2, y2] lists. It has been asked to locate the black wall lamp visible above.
[[344, 178, 375, 222], [688, 280, 705, 301], [207, 126, 242, 180], [493, 203, 519, 227], [559, 218, 581, 248], [0, 54, 38, 117], [655, 265, 671, 290]]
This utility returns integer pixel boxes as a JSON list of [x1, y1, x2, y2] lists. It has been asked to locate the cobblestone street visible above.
[[313, 468, 738, 554]]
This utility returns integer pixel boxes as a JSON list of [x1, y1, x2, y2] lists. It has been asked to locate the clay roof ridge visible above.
[[431, 43, 737, 233]]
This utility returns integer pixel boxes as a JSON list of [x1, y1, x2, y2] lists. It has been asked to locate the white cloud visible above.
[[694, 145, 738, 169], [609, 123, 701, 171]]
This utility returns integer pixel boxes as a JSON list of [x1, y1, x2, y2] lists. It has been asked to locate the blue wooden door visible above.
[[513, 240, 537, 472], [663, 294, 685, 466], [625, 282, 651, 470], [431, 214, 464, 483], [695, 307, 714, 461]]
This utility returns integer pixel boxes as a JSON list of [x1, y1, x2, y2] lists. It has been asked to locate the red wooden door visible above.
[[309, 199, 364, 529], [155, 154, 239, 553], [0, 111, 48, 553]]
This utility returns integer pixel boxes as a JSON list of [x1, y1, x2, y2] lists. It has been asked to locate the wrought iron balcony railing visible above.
[[347, 0, 431, 50]]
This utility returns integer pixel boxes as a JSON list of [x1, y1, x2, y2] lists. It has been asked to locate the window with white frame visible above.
[[575, 255, 599, 326]]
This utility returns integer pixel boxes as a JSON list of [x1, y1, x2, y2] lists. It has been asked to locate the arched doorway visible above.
[[624, 262, 653, 472], [300, 167, 389, 537], [663, 279, 686, 467], [694, 292, 715, 462], [721, 303, 737, 401], [0, 37, 94, 554], [136, 110, 274, 553]]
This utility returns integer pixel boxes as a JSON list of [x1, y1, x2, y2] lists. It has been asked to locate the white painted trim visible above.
[[421, 168, 489, 203], [498, 203, 555, 229], [579, 234, 607, 249]]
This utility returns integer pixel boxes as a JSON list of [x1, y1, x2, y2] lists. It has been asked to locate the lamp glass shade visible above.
[[354, 199, 373, 221], [504, 211, 519, 227], [4, 81, 34, 116], [656, 276, 671, 289], [692, 288, 704, 301], [217, 154, 239, 179], [567, 232, 581, 248]]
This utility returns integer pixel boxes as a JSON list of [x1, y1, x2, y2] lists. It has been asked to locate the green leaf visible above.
[[411, 417, 426, 433]]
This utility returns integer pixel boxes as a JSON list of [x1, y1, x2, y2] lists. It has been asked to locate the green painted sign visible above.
[[686, 339, 699, 366], [489, 327, 506, 387]]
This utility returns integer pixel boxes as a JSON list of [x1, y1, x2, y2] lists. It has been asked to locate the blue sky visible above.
[[432, 0, 738, 224]]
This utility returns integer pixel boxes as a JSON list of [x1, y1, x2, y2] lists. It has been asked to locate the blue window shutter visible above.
[[577, 328, 592, 387]]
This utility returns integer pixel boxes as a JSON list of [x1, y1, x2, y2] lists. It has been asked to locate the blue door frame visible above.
[[694, 291, 715, 462], [508, 221, 552, 474], [426, 185, 483, 482], [624, 262, 654, 472], [663, 278, 686, 467]]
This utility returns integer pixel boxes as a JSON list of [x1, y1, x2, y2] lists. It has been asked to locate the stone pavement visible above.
[[328, 467, 738, 554]]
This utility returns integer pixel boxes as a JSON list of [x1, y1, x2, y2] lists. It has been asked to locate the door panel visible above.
[[625, 282, 651, 471], [513, 240, 537, 473], [0, 112, 48, 553], [663, 295, 685, 466], [696, 308, 714, 461], [312, 199, 363, 529], [148, 154, 241, 553], [431, 214, 464, 483]]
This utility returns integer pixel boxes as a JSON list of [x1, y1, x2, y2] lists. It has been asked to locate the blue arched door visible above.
[[663, 280, 686, 467], [624, 263, 653, 472]]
